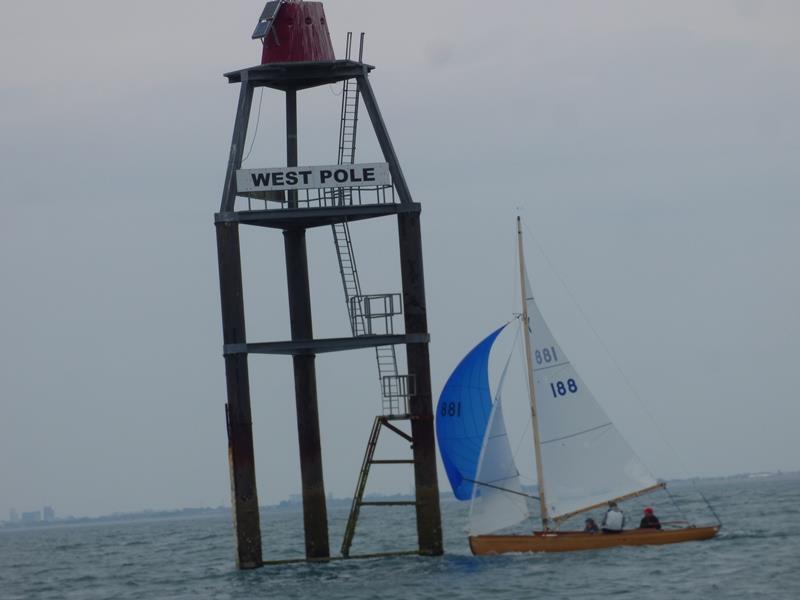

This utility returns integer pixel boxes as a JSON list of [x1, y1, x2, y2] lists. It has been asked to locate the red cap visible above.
[[644, 507, 653, 514]]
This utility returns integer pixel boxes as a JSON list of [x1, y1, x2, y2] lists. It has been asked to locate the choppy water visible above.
[[2, 476, 799, 599]]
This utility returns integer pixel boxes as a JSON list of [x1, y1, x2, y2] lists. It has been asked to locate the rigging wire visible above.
[[663, 483, 689, 523], [242, 88, 265, 165], [695, 487, 723, 527], [465, 478, 539, 501], [519, 219, 719, 522]]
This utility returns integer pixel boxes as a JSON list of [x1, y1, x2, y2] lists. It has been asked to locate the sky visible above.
[[1, 0, 798, 520]]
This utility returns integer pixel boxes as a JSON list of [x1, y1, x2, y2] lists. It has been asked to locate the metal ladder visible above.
[[340, 415, 416, 557], [330, 32, 401, 414], [331, 33, 418, 558]]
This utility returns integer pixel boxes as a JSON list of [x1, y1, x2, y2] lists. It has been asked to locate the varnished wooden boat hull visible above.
[[469, 526, 720, 555]]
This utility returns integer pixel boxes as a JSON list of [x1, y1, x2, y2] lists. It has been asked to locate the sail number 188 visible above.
[[550, 379, 578, 397]]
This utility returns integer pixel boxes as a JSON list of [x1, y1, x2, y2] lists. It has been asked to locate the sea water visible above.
[[2, 476, 798, 599]]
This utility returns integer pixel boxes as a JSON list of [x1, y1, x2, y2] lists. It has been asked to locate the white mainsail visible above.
[[468, 352, 530, 535], [523, 271, 658, 521]]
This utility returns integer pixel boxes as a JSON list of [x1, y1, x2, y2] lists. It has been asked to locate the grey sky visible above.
[[1, 1, 798, 519]]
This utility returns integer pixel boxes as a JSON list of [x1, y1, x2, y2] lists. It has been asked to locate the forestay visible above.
[[523, 273, 658, 521], [436, 326, 506, 501], [468, 342, 530, 535]]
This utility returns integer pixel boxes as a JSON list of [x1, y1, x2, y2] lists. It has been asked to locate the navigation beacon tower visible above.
[[214, 1, 443, 568]]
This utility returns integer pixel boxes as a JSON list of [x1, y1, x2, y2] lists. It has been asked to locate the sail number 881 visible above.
[[550, 379, 578, 398], [440, 401, 461, 417], [535, 346, 559, 365]]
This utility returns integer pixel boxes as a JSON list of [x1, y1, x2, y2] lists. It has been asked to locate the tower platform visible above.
[[224, 59, 374, 90]]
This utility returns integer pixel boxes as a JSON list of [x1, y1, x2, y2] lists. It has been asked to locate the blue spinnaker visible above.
[[436, 325, 506, 501]]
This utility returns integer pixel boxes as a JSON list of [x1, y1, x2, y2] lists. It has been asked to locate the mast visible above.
[[517, 216, 550, 530]]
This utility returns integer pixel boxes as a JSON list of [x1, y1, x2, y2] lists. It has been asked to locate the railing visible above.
[[236, 183, 396, 211], [349, 293, 402, 337], [381, 374, 415, 416]]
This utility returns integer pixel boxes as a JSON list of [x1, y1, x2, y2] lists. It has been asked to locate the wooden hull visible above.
[[469, 526, 720, 555]]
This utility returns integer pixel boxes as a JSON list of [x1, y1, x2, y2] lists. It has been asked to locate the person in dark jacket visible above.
[[639, 507, 662, 529]]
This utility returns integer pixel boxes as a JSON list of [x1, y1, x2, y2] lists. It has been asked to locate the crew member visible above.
[[584, 517, 599, 533], [639, 507, 662, 529], [602, 501, 625, 533]]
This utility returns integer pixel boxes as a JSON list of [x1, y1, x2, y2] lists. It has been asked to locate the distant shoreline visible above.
[[3, 470, 796, 532]]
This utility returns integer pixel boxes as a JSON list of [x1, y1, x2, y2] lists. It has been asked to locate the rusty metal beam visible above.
[[220, 79, 254, 212], [397, 211, 444, 556], [215, 222, 262, 569], [379, 421, 413, 443], [357, 75, 413, 205], [284, 89, 330, 560], [223, 333, 429, 356]]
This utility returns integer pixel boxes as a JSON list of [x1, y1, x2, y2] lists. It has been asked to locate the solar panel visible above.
[[258, 0, 282, 21], [252, 20, 271, 39], [252, 1, 284, 40]]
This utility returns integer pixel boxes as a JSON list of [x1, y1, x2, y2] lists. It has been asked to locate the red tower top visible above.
[[253, 0, 335, 64]]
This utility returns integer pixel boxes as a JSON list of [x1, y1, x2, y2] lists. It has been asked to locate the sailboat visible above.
[[436, 217, 720, 554]]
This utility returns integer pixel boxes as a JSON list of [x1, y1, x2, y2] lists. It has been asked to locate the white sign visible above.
[[236, 162, 391, 193]]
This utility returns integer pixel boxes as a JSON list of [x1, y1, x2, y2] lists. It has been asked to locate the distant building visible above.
[[43, 506, 55, 521], [8, 508, 18, 523], [21, 510, 41, 523]]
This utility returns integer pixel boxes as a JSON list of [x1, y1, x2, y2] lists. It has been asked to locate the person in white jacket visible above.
[[602, 501, 625, 533]]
